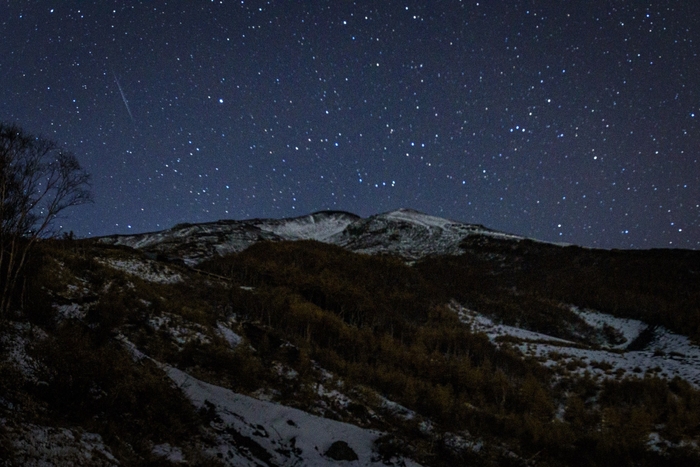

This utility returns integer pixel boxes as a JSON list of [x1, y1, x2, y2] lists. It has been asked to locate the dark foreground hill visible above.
[[1, 209, 699, 466]]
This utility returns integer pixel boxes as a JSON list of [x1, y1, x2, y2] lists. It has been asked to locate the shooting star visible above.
[[113, 72, 135, 122]]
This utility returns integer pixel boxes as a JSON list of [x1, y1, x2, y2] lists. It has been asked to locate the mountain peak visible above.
[[98, 209, 522, 263], [378, 208, 460, 229]]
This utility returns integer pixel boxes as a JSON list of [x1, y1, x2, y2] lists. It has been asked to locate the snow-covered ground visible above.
[[382, 209, 462, 231], [0, 322, 47, 384], [100, 211, 359, 264], [149, 313, 212, 346], [98, 257, 183, 283], [571, 307, 648, 349], [3, 422, 119, 466], [380, 209, 521, 242], [519, 339, 700, 386], [115, 335, 421, 466], [217, 322, 243, 348], [54, 302, 86, 320], [454, 303, 700, 387], [327, 209, 506, 260], [455, 306, 575, 345], [167, 365, 421, 466], [258, 211, 358, 242], [152, 443, 186, 463]]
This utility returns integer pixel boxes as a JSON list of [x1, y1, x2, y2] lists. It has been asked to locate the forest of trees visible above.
[[196, 240, 700, 466]]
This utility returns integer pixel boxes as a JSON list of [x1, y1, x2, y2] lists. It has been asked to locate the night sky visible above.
[[2, 1, 699, 249]]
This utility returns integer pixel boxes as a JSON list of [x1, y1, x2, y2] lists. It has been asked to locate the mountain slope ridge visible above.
[[98, 208, 525, 263]]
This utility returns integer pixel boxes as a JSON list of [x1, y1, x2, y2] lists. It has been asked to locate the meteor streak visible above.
[[113, 72, 134, 122]]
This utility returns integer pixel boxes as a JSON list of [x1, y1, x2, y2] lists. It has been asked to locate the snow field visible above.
[[98, 257, 183, 283], [115, 334, 421, 466], [4, 422, 119, 466], [570, 306, 648, 349], [167, 364, 421, 466], [454, 303, 700, 388]]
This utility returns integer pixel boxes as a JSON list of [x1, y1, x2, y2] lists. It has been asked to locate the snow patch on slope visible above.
[[167, 365, 420, 466], [570, 306, 648, 349], [259, 211, 358, 241], [116, 335, 420, 466], [382, 209, 520, 241], [0, 322, 47, 383], [98, 258, 183, 283], [152, 443, 186, 463], [3, 422, 119, 466], [329, 209, 524, 260], [149, 314, 211, 346], [455, 305, 574, 345], [454, 303, 700, 388], [383, 209, 456, 230], [518, 339, 700, 385], [216, 322, 243, 348]]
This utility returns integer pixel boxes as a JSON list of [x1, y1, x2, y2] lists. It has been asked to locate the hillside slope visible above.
[[1, 210, 699, 466]]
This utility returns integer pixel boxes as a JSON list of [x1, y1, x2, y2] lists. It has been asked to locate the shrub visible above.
[[31, 322, 201, 459]]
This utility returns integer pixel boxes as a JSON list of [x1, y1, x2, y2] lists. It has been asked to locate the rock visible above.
[[324, 440, 358, 461]]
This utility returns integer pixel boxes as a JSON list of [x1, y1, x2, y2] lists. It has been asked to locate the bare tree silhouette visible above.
[[0, 123, 92, 315]]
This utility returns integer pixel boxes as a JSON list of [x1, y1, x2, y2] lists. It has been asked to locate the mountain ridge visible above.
[[97, 208, 524, 263]]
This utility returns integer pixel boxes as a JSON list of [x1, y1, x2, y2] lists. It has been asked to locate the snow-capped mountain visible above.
[[329, 209, 521, 259], [98, 211, 359, 264], [99, 208, 521, 263]]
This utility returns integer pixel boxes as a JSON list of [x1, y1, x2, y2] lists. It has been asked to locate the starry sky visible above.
[[1, 1, 699, 249]]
